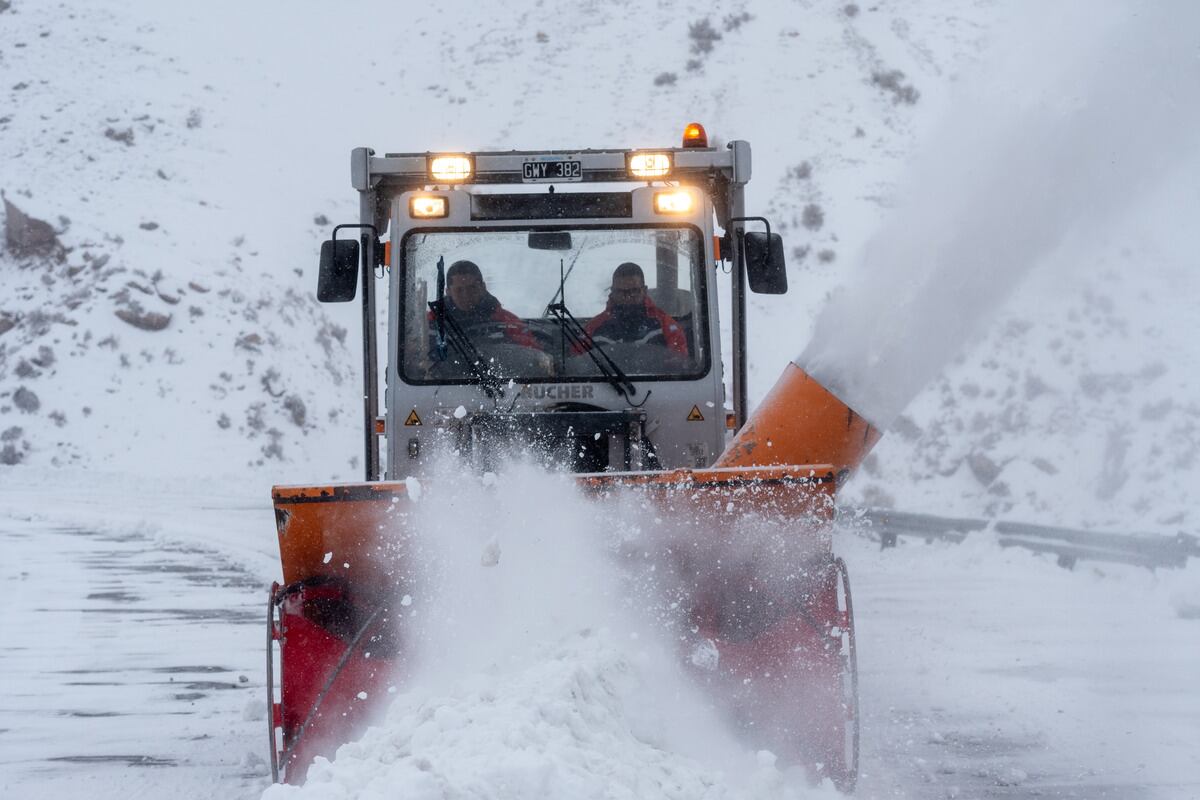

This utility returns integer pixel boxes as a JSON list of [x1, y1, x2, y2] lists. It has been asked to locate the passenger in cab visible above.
[[582, 262, 688, 356], [432, 259, 539, 349]]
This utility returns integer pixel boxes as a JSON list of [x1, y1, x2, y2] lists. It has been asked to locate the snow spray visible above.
[[272, 458, 828, 799], [796, 0, 1200, 430]]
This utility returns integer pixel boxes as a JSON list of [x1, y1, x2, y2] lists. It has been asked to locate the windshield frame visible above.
[[395, 222, 712, 387]]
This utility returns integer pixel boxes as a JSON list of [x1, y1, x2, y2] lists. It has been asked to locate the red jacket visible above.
[[427, 295, 541, 350], [580, 296, 688, 356]]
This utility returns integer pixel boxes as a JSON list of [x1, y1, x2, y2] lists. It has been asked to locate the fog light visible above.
[[410, 196, 448, 218], [654, 190, 693, 214]]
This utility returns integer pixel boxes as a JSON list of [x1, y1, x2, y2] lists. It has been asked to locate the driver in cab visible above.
[[582, 262, 688, 356], [432, 259, 540, 349]]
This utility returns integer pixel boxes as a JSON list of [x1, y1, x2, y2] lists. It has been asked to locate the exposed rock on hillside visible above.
[[114, 304, 172, 331], [12, 386, 40, 413], [3, 197, 65, 262]]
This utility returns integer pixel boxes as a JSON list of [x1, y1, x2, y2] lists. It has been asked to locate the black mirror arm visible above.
[[728, 215, 772, 281], [331, 223, 381, 274], [728, 215, 772, 240], [730, 216, 788, 296]]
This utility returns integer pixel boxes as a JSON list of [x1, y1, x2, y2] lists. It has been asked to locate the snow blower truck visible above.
[[267, 124, 881, 790]]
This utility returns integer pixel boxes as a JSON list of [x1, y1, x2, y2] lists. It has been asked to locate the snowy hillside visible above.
[[0, 1, 362, 477], [4, 0, 1195, 534]]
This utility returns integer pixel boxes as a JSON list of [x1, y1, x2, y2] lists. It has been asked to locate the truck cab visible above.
[[318, 125, 787, 480]]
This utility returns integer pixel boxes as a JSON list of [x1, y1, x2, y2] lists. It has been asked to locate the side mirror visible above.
[[743, 231, 788, 294], [318, 239, 360, 302], [528, 231, 573, 251]]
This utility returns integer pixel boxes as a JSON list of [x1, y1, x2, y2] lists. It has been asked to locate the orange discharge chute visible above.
[[716, 363, 882, 479]]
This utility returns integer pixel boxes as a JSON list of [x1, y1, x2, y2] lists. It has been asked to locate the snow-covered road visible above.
[[0, 480, 275, 798], [849, 532, 1200, 799], [2, 478, 1195, 799]]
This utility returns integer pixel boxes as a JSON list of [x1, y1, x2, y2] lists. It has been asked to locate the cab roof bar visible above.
[[356, 144, 750, 190]]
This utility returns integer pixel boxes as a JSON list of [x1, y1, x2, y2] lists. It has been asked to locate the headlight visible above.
[[428, 155, 473, 183], [628, 152, 673, 179]]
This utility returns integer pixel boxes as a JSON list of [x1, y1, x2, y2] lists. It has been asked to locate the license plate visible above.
[[522, 157, 582, 183]]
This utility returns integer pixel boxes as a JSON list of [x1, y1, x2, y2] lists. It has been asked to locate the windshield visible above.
[[399, 226, 708, 385]]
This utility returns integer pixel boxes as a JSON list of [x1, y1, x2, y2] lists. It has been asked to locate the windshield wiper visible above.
[[544, 247, 585, 309], [430, 256, 504, 401], [546, 302, 638, 402]]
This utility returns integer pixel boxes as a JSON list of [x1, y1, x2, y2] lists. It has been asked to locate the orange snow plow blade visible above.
[[273, 466, 837, 592]]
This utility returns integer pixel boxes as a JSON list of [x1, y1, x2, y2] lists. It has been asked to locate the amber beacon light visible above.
[[682, 122, 708, 148]]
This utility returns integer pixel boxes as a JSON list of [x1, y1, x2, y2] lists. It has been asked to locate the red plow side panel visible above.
[[269, 483, 416, 783], [693, 557, 858, 789], [273, 581, 400, 781]]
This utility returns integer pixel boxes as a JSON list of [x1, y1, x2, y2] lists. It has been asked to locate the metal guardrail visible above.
[[843, 508, 1200, 571]]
